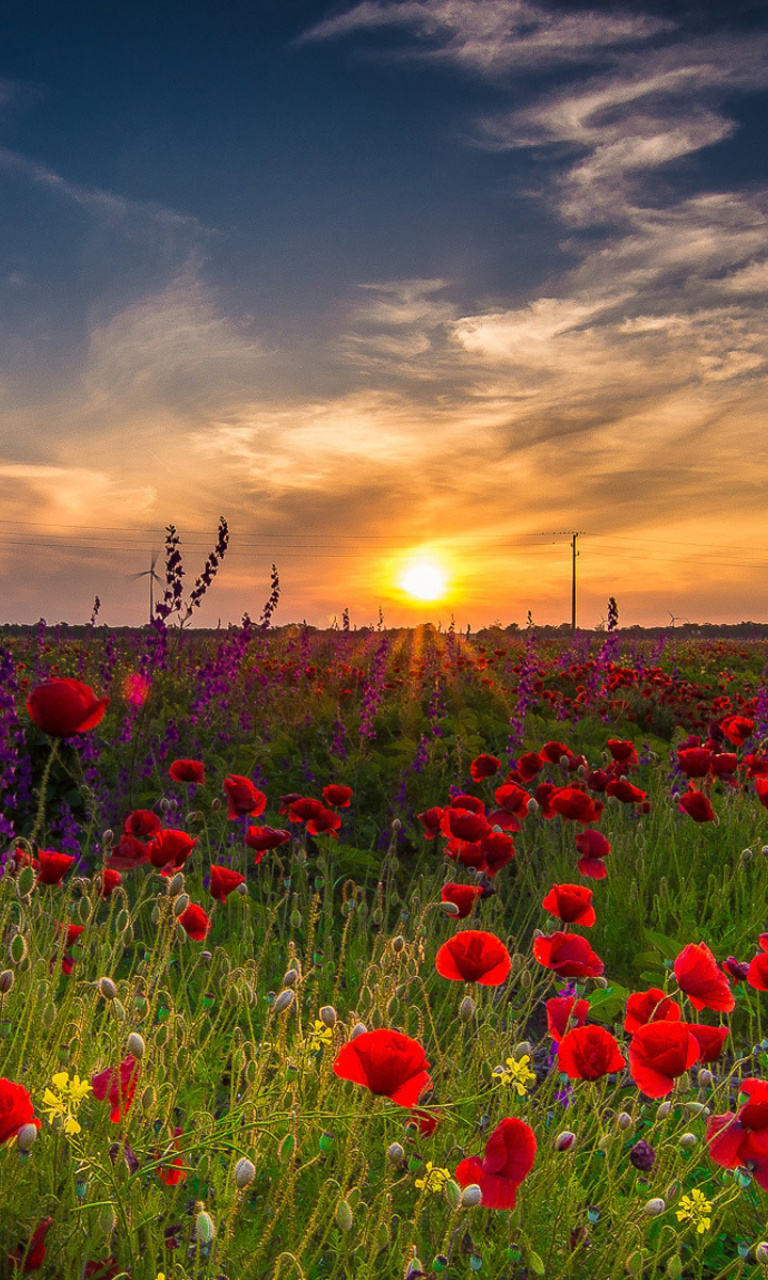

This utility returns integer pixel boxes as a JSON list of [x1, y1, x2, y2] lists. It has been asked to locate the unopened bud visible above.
[[666, 1258, 683, 1280], [235, 882, 248, 895], [755, 1242, 768, 1263], [98, 1204, 117, 1234], [173, 893, 190, 917], [643, 1198, 666, 1216], [211, 797, 222, 811], [195, 1208, 216, 1244], [16, 1123, 37, 1152], [335, 1199, 353, 1231], [698, 1068, 713, 1087], [272, 989, 294, 1014], [102, 829, 114, 847], [159, 796, 172, 813], [626, 1251, 644, 1278], [616, 1111, 633, 1131], [0, 970, 14, 995], [282, 968, 299, 987], [319, 1005, 337, 1028], [594, 976, 609, 989], [526, 798, 539, 814], [440, 901, 460, 916], [234, 1157, 256, 1188], [460, 1184, 482, 1207], [387, 1142, 405, 1165], [459, 996, 476, 1022], [127, 1032, 145, 1060], [679, 1132, 697, 1149], [657, 1101, 672, 1120], [555, 1131, 576, 1151], [512, 1041, 532, 1060], [350, 1022, 367, 1039], [167, 872, 185, 897], [392, 935, 405, 953]]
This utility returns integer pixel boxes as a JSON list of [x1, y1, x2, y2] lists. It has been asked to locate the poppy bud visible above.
[[173, 893, 190, 917], [555, 1131, 576, 1151], [439, 901, 460, 916], [141, 1085, 156, 1112], [387, 1142, 405, 1165], [616, 1112, 633, 1131], [643, 1198, 665, 1216], [235, 882, 248, 895], [677, 1071, 691, 1092], [234, 1157, 256, 1188], [290, 909, 302, 928], [459, 995, 476, 1022], [755, 1243, 768, 1263], [559, 755, 570, 769], [319, 1005, 337, 1028], [282, 968, 299, 987], [16, 1123, 37, 1152], [102, 829, 114, 847], [460, 1184, 482, 1207], [594, 976, 609, 989], [666, 1259, 683, 1279], [98, 1204, 117, 1234], [211, 797, 221, 811], [444, 1179, 462, 1211], [629, 1140, 656, 1171], [195, 1208, 216, 1244], [512, 1041, 532, 1060], [626, 1251, 644, 1278], [336, 1199, 353, 1231], [698, 1068, 713, 1087], [127, 1032, 145, 1060], [519, 969, 531, 988], [167, 872, 185, 897], [0, 970, 14, 995], [526, 797, 539, 814], [762, 846, 768, 858], [684, 1101, 709, 1116], [657, 1101, 672, 1120], [350, 1022, 367, 1039], [272, 989, 294, 1014], [679, 1132, 697, 1149], [392, 936, 405, 953]]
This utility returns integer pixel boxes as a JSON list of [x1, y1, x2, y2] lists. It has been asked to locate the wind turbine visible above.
[[128, 551, 162, 623], [668, 612, 690, 628]]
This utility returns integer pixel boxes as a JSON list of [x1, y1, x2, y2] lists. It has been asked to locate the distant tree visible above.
[[607, 597, 619, 631]]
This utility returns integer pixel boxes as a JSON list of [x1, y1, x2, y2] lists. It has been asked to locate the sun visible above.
[[399, 557, 448, 602]]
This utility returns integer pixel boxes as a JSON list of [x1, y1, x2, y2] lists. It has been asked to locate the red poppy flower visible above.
[[305, 807, 342, 837], [558, 1025, 626, 1081], [607, 740, 638, 767], [723, 955, 750, 983], [470, 754, 501, 781], [533, 931, 604, 978], [574, 828, 611, 879], [416, 807, 444, 839], [479, 831, 516, 877], [441, 883, 483, 919], [493, 783, 531, 819], [0, 1079, 39, 1144], [449, 793, 486, 814], [26, 679, 108, 738], [8, 1217, 52, 1272], [545, 995, 590, 1043], [57, 922, 84, 948], [177, 903, 211, 941], [100, 867, 122, 898], [628, 1022, 700, 1097], [278, 792, 303, 814], [605, 779, 647, 804], [244, 825, 291, 855], [624, 988, 681, 1036], [541, 741, 570, 763], [514, 752, 544, 782], [541, 884, 595, 927], [455, 1117, 536, 1210], [687, 1023, 728, 1063], [91, 1055, 140, 1123], [168, 759, 206, 785], [534, 781, 558, 818], [677, 748, 712, 778], [123, 809, 162, 839], [747, 947, 768, 990], [107, 834, 149, 871], [147, 829, 197, 870], [322, 784, 353, 808], [435, 931, 511, 985], [209, 865, 245, 902], [36, 850, 76, 885], [710, 752, 738, 779], [706, 1078, 768, 1190], [674, 942, 735, 1013], [441, 808, 492, 843], [549, 788, 604, 825], [410, 1107, 440, 1136], [223, 775, 267, 820], [756, 777, 768, 811], [721, 715, 754, 746], [678, 789, 716, 823], [287, 797, 326, 823], [333, 1028, 431, 1107], [745, 753, 768, 778], [586, 768, 610, 792], [157, 1127, 186, 1186]]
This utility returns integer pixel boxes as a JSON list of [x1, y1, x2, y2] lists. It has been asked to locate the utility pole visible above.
[[547, 531, 585, 629]]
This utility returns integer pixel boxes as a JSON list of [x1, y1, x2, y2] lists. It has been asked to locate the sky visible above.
[[2, 0, 768, 630]]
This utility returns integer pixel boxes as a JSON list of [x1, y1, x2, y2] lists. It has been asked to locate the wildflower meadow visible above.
[[4, 579, 768, 1277]]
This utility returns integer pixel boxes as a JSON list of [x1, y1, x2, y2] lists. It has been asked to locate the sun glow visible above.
[[399, 557, 448, 602]]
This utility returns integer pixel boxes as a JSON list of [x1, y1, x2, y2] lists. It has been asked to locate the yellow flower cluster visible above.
[[675, 1189, 712, 1234], [492, 1055, 536, 1096], [42, 1071, 92, 1136], [414, 1161, 452, 1193], [306, 1019, 333, 1051]]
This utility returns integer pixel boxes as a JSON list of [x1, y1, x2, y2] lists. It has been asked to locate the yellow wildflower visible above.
[[307, 1019, 333, 1051], [675, 1189, 712, 1235], [492, 1055, 536, 1096], [42, 1070, 92, 1136], [414, 1161, 452, 1193]]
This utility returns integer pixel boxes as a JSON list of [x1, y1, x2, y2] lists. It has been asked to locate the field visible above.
[[3, 616, 768, 1279]]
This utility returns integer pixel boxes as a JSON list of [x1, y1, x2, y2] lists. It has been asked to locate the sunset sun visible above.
[[399, 557, 448, 602]]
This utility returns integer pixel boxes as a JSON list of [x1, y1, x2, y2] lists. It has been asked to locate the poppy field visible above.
[[4, 615, 768, 1279]]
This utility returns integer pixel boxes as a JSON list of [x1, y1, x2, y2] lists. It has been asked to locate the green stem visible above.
[[30, 738, 60, 844]]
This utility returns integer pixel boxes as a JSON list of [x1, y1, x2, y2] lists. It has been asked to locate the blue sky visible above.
[[2, 0, 768, 628]]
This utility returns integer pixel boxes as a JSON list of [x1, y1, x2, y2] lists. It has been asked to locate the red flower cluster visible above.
[[455, 1117, 536, 1209]]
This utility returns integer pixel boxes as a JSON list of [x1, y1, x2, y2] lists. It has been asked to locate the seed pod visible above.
[[234, 1157, 256, 1188], [387, 1142, 405, 1166], [97, 977, 117, 1000], [16, 1123, 37, 1152], [0, 970, 14, 995], [643, 1198, 666, 1216], [336, 1199, 353, 1232], [195, 1209, 216, 1244], [319, 1005, 337, 1028], [460, 1184, 482, 1207], [272, 989, 294, 1014], [127, 1032, 145, 1060], [459, 995, 476, 1022]]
